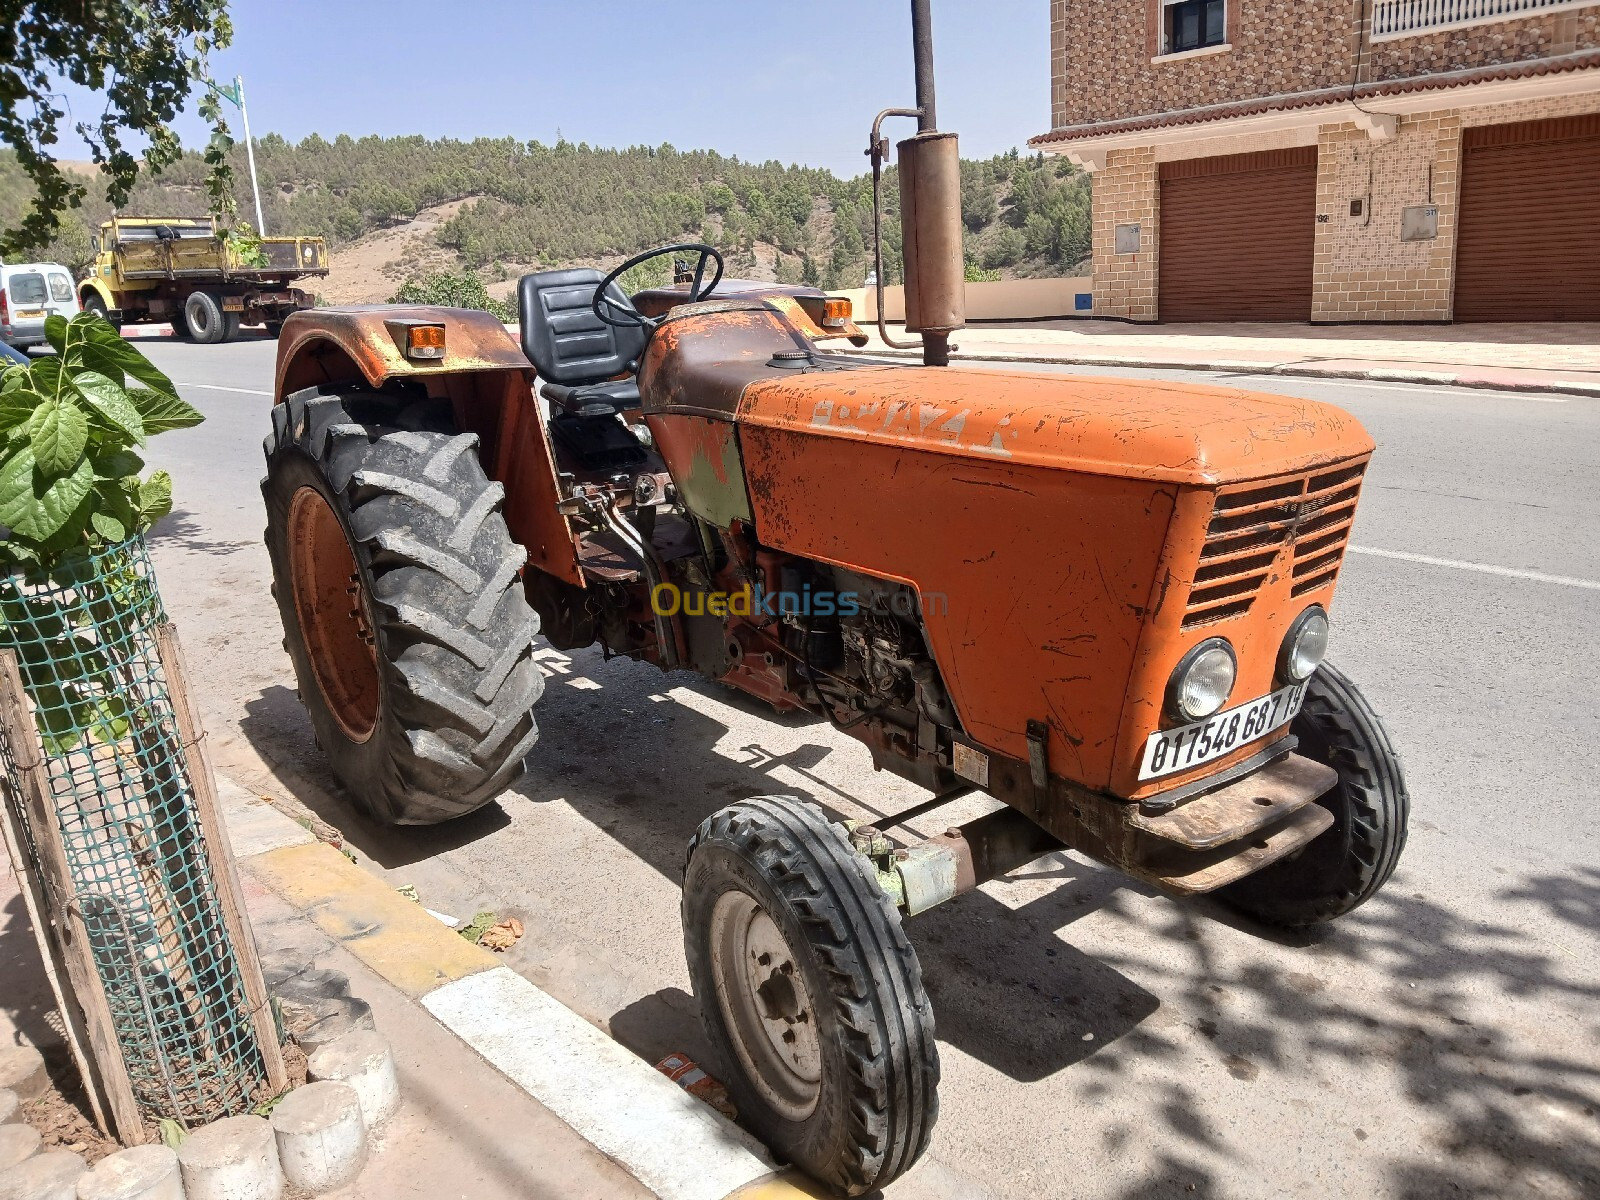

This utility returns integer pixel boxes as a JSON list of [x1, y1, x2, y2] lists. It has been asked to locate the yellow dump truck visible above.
[[78, 216, 329, 342]]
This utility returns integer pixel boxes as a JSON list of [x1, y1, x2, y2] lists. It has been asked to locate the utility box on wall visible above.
[[1401, 205, 1439, 241], [1114, 222, 1142, 254]]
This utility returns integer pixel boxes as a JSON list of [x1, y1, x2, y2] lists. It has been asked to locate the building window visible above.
[[1165, 0, 1226, 53]]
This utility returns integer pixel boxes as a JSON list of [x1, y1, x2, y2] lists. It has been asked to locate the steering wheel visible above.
[[592, 243, 724, 330]]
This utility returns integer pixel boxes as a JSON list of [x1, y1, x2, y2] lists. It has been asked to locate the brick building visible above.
[[1029, 1, 1600, 322]]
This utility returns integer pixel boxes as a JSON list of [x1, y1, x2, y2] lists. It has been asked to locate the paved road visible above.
[[137, 335, 1599, 1200]]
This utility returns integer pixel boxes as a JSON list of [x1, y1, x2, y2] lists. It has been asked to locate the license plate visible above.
[[1138, 683, 1307, 781], [221, 297, 245, 311], [15, 310, 43, 319]]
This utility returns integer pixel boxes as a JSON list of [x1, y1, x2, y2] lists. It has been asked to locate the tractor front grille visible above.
[[1183, 458, 1367, 629]]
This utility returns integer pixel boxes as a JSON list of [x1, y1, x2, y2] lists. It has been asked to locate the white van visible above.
[[0, 262, 81, 350]]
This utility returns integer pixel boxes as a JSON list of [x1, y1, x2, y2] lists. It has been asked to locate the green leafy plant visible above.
[[389, 271, 514, 323], [0, 312, 204, 569], [615, 255, 671, 298], [0, 314, 203, 754], [458, 910, 498, 943], [223, 223, 269, 269], [158, 1118, 188, 1149]]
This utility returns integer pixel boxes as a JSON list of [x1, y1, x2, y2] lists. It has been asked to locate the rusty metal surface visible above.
[[646, 414, 753, 528], [480, 371, 585, 589], [286, 486, 379, 743], [1127, 753, 1338, 850], [639, 305, 809, 418], [273, 305, 530, 398], [639, 302, 872, 419], [898, 131, 965, 337], [928, 806, 1064, 893], [891, 801, 1069, 915], [575, 533, 640, 582], [1111, 455, 1371, 802], [736, 365, 1373, 795], [738, 366, 1375, 487], [632, 280, 827, 320], [1134, 803, 1334, 896], [740, 417, 1174, 790], [965, 740, 1340, 898]]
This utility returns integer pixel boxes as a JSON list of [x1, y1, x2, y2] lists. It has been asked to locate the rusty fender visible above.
[[273, 304, 530, 400]]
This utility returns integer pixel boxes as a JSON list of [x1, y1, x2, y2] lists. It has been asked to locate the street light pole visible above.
[[235, 75, 266, 236]]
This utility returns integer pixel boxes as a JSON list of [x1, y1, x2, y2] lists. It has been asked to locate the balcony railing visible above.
[[1371, 0, 1596, 40]]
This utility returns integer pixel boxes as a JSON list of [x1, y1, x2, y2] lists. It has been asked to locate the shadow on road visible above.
[[239, 684, 512, 863], [1120, 873, 1600, 1198], [148, 508, 258, 557]]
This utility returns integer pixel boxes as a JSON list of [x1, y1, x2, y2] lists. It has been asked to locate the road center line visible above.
[[173, 381, 272, 396], [1348, 545, 1600, 590]]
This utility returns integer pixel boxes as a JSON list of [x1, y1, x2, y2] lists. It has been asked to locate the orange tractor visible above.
[[260, 4, 1406, 1192]]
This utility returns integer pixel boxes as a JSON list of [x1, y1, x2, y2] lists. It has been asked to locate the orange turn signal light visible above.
[[821, 297, 852, 328], [406, 324, 446, 359]]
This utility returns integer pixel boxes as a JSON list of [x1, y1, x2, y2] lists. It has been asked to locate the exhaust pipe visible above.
[[868, 0, 966, 367]]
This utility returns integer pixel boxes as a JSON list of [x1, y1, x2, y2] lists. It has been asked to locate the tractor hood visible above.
[[737, 364, 1374, 486]]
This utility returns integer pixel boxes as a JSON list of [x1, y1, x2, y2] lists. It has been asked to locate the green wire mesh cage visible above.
[[0, 535, 271, 1127]]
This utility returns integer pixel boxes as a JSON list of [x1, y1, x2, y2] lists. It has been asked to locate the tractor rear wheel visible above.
[[1215, 662, 1408, 927], [684, 796, 939, 1196], [262, 385, 544, 824]]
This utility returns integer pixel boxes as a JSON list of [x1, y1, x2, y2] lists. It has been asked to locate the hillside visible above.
[[0, 135, 1091, 305]]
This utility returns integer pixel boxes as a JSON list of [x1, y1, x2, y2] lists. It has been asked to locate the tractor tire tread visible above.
[[263, 384, 542, 824], [685, 796, 938, 1196], [1218, 662, 1408, 927]]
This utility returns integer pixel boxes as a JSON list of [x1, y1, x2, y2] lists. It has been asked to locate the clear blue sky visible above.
[[47, 0, 1050, 177]]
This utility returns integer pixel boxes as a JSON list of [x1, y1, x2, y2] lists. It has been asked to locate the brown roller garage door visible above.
[[1159, 148, 1317, 322], [1455, 115, 1600, 322]]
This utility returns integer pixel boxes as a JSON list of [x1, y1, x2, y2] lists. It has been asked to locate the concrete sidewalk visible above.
[[221, 777, 816, 1200], [849, 318, 1600, 395]]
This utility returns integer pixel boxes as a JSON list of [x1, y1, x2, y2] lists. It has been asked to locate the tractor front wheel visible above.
[[262, 385, 544, 824], [1215, 662, 1408, 927], [684, 797, 939, 1196]]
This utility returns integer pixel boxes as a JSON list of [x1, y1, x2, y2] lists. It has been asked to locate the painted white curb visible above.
[[423, 968, 773, 1200]]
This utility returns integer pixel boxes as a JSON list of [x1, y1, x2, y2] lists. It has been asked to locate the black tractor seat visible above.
[[518, 267, 648, 415], [539, 377, 640, 416]]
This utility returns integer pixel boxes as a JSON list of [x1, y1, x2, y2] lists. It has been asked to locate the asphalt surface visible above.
[[136, 333, 1599, 1200]]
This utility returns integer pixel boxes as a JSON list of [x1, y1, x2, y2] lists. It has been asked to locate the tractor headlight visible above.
[[1168, 638, 1237, 722], [1280, 606, 1330, 684]]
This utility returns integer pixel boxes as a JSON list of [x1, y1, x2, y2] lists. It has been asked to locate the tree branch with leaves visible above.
[[0, 0, 236, 258]]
